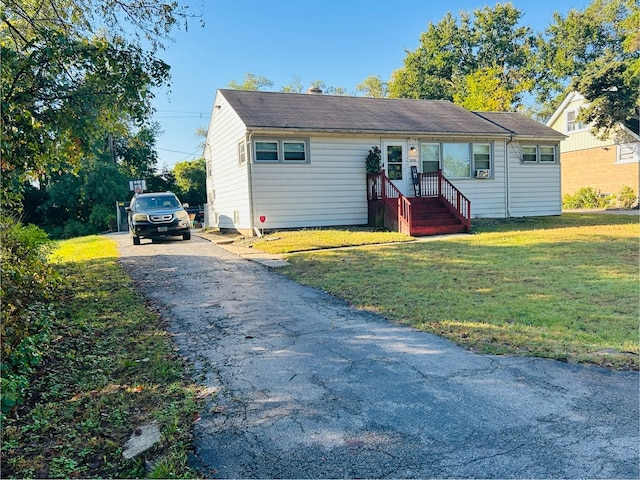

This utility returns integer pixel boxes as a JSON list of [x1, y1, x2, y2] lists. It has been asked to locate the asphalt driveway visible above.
[[115, 233, 639, 479]]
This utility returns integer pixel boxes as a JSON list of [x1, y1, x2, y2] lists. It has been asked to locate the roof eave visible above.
[[245, 126, 513, 138]]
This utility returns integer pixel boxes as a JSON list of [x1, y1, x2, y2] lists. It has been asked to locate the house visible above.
[[204, 88, 566, 236], [546, 91, 640, 200]]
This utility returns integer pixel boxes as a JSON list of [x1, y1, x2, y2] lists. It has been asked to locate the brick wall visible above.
[[562, 148, 639, 197]]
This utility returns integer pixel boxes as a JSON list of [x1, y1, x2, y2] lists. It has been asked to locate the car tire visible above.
[[132, 235, 141, 246], [183, 231, 191, 241]]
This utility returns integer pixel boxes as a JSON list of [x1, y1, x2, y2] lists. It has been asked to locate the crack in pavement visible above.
[[115, 234, 639, 479]]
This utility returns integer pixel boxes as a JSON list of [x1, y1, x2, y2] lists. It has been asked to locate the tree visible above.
[[537, 0, 639, 136], [387, 4, 535, 111], [453, 67, 516, 111], [1, 0, 191, 209], [280, 76, 304, 93], [173, 158, 206, 206], [356, 75, 388, 98], [228, 73, 274, 91]]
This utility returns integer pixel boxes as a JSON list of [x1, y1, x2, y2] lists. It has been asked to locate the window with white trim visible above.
[[436, 142, 493, 178], [566, 109, 585, 133], [255, 140, 279, 162], [254, 139, 308, 163], [238, 141, 247, 165], [521, 145, 557, 163], [420, 143, 440, 173]]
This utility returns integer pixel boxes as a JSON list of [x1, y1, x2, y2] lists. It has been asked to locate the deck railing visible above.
[[367, 172, 411, 234], [367, 170, 471, 233]]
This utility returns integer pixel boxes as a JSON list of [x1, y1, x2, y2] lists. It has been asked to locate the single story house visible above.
[[546, 91, 639, 200], [204, 88, 566, 236]]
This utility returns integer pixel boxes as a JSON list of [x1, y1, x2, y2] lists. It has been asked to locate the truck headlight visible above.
[[133, 214, 148, 222]]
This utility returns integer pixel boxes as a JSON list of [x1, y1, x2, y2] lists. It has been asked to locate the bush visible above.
[[0, 216, 58, 419], [562, 186, 614, 209], [616, 185, 638, 209]]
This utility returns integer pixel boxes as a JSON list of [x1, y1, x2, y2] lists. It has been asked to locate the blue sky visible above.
[[151, 0, 590, 170]]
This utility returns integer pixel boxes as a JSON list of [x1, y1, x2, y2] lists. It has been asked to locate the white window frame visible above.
[[616, 143, 639, 165], [253, 138, 309, 164], [238, 140, 247, 165], [472, 143, 492, 177], [521, 145, 557, 164], [439, 142, 493, 179], [254, 140, 280, 163], [420, 143, 440, 173], [566, 108, 586, 134]]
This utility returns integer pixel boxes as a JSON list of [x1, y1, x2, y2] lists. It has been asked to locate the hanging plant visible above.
[[366, 145, 382, 174]]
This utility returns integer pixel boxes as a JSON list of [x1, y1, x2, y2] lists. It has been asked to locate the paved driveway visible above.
[[115, 234, 639, 479]]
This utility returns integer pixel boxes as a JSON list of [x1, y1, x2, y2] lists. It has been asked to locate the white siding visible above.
[[251, 137, 372, 229], [507, 142, 561, 217], [205, 92, 251, 230]]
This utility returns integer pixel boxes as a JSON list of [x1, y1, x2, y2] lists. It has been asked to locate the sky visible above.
[[151, 0, 591, 170]]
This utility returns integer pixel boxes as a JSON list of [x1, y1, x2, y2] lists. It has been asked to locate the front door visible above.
[[383, 141, 408, 195]]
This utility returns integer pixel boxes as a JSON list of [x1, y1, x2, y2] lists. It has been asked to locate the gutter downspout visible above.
[[505, 135, 513, 218], [246, 131, 261, 236]]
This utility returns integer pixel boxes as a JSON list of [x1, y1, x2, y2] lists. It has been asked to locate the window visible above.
[[539, 146, 556, 163], [387, 145, 403, 180], [421, 143, 440, 173], [283, 141, 306, 162], [566, 109, 585, 133], [473, 144, 491, 170], [254, 139, 308, 163], [422, 142, 492, 178], [442, 143, 471, 178], [238, 141, 247, 165], [521, 145, 557, 163], [521, 145, 538, 162], [255, 141, 279, 162]]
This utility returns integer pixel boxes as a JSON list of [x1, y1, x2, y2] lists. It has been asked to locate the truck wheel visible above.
[[183, 231, 191, 241], [132, 235, 140, 245]]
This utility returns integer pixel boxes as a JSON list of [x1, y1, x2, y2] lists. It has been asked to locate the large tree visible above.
[[1, 0, 191, 208], [387, 3, 535, 111], [537, 0, 639, 136]]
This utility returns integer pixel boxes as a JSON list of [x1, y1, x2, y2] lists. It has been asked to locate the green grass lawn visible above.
[[3, 214, 637, 477], [2, 236, 204, 478], [270, 214, 639, 369]]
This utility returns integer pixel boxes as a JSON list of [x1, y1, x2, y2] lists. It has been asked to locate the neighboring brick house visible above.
[[546, 92, 639, 201]]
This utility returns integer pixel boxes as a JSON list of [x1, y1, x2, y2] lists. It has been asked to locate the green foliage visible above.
[[365, 146, 382, 174], [562, 187, 615, 209], [0, 216, 58, 419], [616, 185, 638, 209], [388, 4, 535, 110], [356, 75, 388, 98], [173, 158, 206, 206], [1, 236, 202, 478], [228, 72, 274, 91], [453, 66, 517, 111], [0, 0, 188, 211], [537, 0, 639, 133]]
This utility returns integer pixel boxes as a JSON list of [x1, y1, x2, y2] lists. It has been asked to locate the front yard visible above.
[[245, 214, 639, 369]]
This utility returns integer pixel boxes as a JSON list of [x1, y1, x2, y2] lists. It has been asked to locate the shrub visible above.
[[0, 216, 58, 419], [616, 185, 638, 209], [562, 186, 614, 209], [366, 146, 382, 174]]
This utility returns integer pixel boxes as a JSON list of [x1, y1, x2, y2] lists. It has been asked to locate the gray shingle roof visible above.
[[219, 89, 518, 136], [473, 111, 567, 139]]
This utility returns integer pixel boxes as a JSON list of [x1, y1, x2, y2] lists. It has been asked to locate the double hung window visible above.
[[566, 109, 585, 133], [521, 145, 557, 163], [254, 139, 308, 163]]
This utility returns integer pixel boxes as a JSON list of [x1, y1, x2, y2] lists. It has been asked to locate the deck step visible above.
[[408, 196, 466, 236]]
